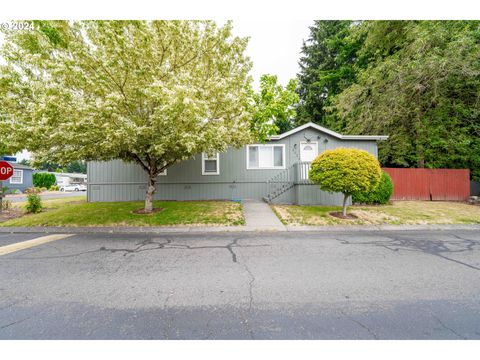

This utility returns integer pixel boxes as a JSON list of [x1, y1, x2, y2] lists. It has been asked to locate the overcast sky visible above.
[[231, 20, 313, 87]]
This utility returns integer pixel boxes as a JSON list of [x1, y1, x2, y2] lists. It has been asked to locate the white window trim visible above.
[[246, 144, 286, 170], [202, 152, 220, 175], [10, 169, 23, 184], [159, 168, 167, 176], [300, 141, 318, 162]]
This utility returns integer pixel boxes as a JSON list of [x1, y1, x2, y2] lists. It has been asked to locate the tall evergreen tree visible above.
[[333, 21, 480, 179], [296, 20, 365, 129]]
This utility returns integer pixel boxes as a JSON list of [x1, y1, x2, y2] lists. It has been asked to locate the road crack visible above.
[[341, 311, 379, 339], [432, 314, 467, 339]]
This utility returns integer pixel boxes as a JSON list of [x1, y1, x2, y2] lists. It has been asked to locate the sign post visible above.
[[0, 161, 14, 213]]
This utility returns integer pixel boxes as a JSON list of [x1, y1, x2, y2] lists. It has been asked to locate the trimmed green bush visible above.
[[33, 172, 57, 189], [26, 194, 43, 213], [353, 170, 394, 205], [309, 148, 382, 217]]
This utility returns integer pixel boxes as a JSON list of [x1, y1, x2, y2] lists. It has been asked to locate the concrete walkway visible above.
[[241, 199, 286, 230]]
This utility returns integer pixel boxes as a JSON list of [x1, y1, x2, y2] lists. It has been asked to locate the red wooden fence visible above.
[[382, 168, 470, 201]]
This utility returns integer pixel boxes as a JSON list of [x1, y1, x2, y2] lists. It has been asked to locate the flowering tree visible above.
[[0, 20, 254, 212]]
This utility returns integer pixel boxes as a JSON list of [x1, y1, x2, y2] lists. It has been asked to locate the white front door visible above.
[[300, 142, 318, 162], [299, 142, 318, 180]]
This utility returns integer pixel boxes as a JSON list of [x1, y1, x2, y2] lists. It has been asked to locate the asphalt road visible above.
[[5, 191, 86, 203], [1, 229, 479, 339]]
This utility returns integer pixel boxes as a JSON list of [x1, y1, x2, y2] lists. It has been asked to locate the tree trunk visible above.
[[144, 172, 157, 213], [342, 193, 349, 217]]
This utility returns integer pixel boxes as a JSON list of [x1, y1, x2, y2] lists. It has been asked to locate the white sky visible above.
[[231, 20, 312, 87]]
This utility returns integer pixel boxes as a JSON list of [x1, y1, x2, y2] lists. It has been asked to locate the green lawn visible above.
[[273, 201, 480, 226], [11, 195, 87, 209], [1, 198, 244, 227]]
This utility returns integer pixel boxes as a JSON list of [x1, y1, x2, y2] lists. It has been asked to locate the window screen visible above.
[[247, 145, 284, 169], [10, 169, 23, 184], [202, 153, 219, 175]]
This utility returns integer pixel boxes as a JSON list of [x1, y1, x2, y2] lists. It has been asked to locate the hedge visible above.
[[32, 172, 57, 189]]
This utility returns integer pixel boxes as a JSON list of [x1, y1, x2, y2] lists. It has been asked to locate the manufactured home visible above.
[[4, 163, 34, 193], [87, 122, 388, 206]]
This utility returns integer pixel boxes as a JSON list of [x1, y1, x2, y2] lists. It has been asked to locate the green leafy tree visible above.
[[309, 148, 381, 217], [33, 173, 57, 189], [19, 159, 31, 166], [247, 74, 299, 138], [0, 20, 254, 212], [296, 20, 365, 128], [331, 21, 480, 180], [65, 161, 87, 174]]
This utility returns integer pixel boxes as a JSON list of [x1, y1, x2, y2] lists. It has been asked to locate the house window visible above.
[[10, 169, 23, 184], [202, 153, 220, 175], [246, 144, 285, 169]]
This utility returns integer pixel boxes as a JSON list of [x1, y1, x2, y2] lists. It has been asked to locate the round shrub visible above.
[[309, 148, 382, 216], [352, 170, 393, 205]]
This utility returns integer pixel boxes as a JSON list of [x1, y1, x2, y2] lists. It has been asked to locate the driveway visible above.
[[0, 229, 479, 339]]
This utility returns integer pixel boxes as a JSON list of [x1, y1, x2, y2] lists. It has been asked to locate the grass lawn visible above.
[[273, 201, 480, 226], [1, 197, 244, 227]]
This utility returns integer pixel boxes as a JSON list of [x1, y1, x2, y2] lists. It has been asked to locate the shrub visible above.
[[33, 172, 57, 189], [50, 185, 60, 191], [1, 199, 12, 211], [353, 170, 394, 205], [26, 194, 43, 213], [25, 187, 42, 194], [309, 148, 382, 217]]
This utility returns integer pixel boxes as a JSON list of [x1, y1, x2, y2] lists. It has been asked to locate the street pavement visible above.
[[0, 229, 479, 339], [5, 191, 86, 203]]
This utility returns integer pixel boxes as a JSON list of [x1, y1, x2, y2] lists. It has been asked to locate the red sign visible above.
[[0, 161, 14, 181]]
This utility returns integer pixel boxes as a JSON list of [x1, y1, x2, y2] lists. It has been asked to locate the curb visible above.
[[0, 224, 479, 235]]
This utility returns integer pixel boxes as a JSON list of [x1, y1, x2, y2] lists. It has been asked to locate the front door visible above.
[[300, 142, 318, 162], [299, 142, 318, 180]]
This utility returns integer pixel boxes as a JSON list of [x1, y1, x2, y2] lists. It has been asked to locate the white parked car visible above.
[[59, 184, 87, 192]]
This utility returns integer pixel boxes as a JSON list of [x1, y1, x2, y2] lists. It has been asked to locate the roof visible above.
[[11, 163, 33, 170], [35, 171, 87, 178], [268, 122, 389, 141]]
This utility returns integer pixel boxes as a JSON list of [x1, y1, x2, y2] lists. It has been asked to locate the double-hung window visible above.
[[247, 144, 285, 169], [10, 169, 23, 184], [202, 153, 220, 175]]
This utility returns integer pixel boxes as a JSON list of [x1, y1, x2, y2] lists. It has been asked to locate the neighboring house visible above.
[[4, 163, 34, 193], [87, 122, 388, 205], [35, 172, 88, 187]]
